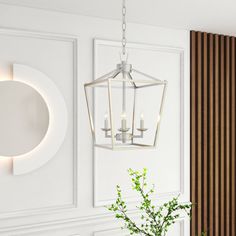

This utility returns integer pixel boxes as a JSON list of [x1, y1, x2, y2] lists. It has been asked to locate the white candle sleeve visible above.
[[140, 119, 144, 129]]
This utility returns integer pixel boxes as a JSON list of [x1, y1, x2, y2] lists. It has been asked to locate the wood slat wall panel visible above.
[[191, 31, 236, 236]]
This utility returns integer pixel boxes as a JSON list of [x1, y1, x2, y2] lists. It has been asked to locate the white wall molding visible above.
[[0, 209, 190, 235], [0, 211, 137, 235], [93, 39, 187, 207], [0, 27, 79, 219], [93, 218, 185, 236], [0, 210, 188, 235]]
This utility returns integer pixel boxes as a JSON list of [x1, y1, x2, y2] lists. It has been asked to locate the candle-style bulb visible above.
[[121, 112, 126, 119], [104, 112, 108, 129], [140, 112, 144, 120], [121, 112, 127, 130], [104, 112, 108, 119], [140, 112, 144, 129]]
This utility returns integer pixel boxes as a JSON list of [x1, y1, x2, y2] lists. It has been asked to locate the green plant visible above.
[[108, 168, 192, 236]]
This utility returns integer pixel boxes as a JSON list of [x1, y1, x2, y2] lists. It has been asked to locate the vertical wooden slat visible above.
[[220, 34, 225, 236], [203, 32, 208, 233], [225, 36, 230, 236], [231, 37, 236, 236], [197, 31, 202, 235], [209, 33, 214, 236], [214, 34, 220, 236], [190, 31, 196, 236]]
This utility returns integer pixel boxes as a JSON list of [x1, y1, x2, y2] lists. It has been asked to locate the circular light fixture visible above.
[[0, 64, 68, 175], [0, 80, 49, 157]]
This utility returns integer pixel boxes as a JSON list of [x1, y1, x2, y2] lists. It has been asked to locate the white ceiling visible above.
[[0, 0, 236, 35]]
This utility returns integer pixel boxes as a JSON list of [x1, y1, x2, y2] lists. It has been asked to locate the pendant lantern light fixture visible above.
[[84, 0, 168, 150]]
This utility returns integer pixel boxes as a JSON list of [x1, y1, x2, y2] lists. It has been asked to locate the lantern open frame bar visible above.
[[84, 61, 168, 150]]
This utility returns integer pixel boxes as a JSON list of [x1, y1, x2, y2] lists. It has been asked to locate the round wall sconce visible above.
[[0, 64, 68, 175], [0, 81, 49, 157]]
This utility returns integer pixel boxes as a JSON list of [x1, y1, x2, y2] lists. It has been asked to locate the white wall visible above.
[[0, 3, 190, 236]]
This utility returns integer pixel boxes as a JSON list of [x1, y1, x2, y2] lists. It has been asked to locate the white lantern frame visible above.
[[84, 61, 168, 150]]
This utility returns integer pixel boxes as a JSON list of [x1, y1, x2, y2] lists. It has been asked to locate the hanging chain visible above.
[[122, 0, 127, 56]]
